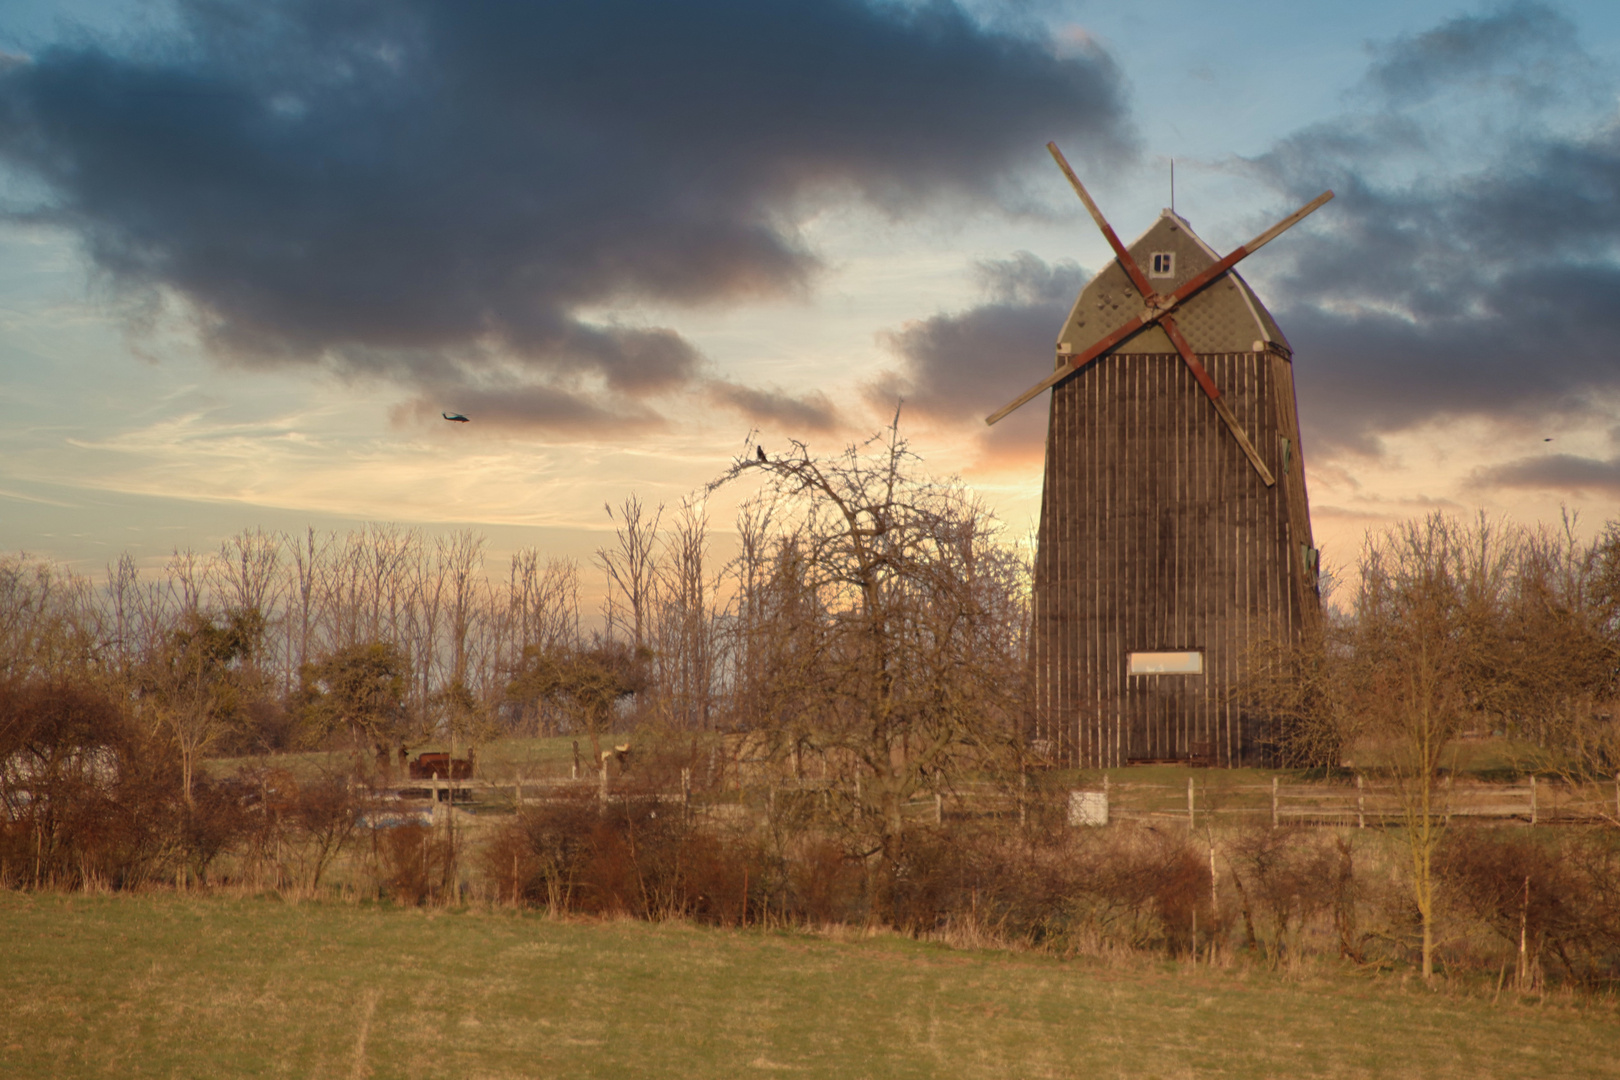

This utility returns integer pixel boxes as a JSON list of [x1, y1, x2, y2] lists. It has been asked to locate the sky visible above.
[[3, 0, 1620, 594]]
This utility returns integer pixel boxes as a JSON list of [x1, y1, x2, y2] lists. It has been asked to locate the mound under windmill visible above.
[[987, 145, 1332, 767]]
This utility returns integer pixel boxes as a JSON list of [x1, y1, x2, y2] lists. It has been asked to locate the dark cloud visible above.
[[1470, 453, 1620, 498], [1247, 3, 1620, 456], [1361, 0, 1588, 108], [708, 382, 839, 434], [874, 251, 1085, 458], [0, 0, 1132, 432]]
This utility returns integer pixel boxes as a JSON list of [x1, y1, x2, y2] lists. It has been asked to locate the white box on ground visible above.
[[1068, 790, 1108, 826]]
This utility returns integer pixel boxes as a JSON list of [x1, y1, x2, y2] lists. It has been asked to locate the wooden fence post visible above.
[[1271, 776, 1279, 829], [1529, 774, 1537, 826], [935, 792, 944, 825], [1207, 842, 1219, 962], [1187, 776, 1195, 832], [599, 759, 609, 805], [1356, 773, 1365, 829], [681, 767, 692, 825]]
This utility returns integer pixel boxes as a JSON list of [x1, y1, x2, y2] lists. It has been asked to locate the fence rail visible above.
[[373, 772, 1620, 831], [1093, 774, 1620, 829]]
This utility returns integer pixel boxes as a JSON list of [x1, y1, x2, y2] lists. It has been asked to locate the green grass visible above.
[[2, 892, 1616, 1079], [208, 735, 589, 784], [210, 734, 1567, 789]]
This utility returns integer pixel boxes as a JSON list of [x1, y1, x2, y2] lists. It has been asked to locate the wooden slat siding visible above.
[[1269, 346, 1321, 637], [1217, 353, 1231, 763], [1237, 351, 1253, 760], [1068, 360, 1081, 767], [1110, 356, 1127, 764], [1107, 358, 1120, 763], [1033, 347, 1309, 768], [1035, 383, 1055, 759], [1194, 355, 1213, 763], [1085, 353, 1099, 767]]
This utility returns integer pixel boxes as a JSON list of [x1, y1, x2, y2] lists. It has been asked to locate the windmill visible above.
[[988, 144, 1332, 767]]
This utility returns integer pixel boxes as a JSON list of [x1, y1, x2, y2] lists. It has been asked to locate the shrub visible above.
[[1438, 827, 1620, 987], [484, 791, 758, 922], [379, 821, 452, 905], [0, 678, 185, 889], [1227, 826, 1355, 966]]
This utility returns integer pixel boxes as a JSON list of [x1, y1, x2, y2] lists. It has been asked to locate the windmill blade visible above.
[[984, 309, 1156, 425], [1164, 190, 1333, 309], [984, 188, 1333, 428], [1047, 142, 1156, 299], [1158, 315, 1276, 487]]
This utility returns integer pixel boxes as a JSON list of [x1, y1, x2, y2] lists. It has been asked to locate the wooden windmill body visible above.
[[988, 147, 1331, 767]]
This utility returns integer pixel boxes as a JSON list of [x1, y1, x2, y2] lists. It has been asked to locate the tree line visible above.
[[1242, 511, 1620, 977], [0, 425, 1030, 788]]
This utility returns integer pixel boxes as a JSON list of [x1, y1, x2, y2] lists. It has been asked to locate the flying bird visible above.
[[443, 412, 470, 423], [756, 445, 767, 462]]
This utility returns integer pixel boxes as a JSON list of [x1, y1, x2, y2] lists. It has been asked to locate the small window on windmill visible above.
[[1128, 651, 1203, 676], [1149, 252, 1175, 278], [1299, 544, 1320, 577]]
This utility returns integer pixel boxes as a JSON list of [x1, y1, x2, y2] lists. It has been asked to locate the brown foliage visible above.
[[1438, 827, 1620, 985], [1227, 826, 1357, 965], [484, 792, 757, 923], [379, 821, 453, 905], [0, 678, 185, 889]]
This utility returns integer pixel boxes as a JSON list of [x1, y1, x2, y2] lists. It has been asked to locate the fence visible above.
[[1093, 773, 1620, 829], [375, 771, 1620, 831]]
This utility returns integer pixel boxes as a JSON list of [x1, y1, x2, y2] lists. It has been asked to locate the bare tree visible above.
[[0, 554, 103, 684], [600, 495, 663, 653], [1495, 516, 1620, 787], [501, 552, 581, 735], [1236, 617, 1347, 770], [707, 423, 1028, 886], [287, 528, 328, 691], [718, 495, 779, 736], [213, 528, 285, 619], [653, 497, 716, 730], [1342, 512, 1518, 979]]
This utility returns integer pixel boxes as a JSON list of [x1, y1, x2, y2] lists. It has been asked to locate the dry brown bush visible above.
[[483, 790, 760, 922], [0, 678, 187, 889], [1226, 826, 1356, 966], [378, 821, 453, 905], [785, 837, 865, 925], [1438, 827, 1620, 988]]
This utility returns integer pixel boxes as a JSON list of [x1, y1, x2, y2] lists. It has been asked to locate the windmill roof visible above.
[[1055, 210, 1290, 360]]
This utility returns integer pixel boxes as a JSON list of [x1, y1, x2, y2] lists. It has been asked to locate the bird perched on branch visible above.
[[756, 445, 767, 462], [443, 412, 470, 423]]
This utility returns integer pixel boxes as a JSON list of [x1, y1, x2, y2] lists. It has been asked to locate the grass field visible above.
[[209, 736, 589, 784], [210, 732, 1557, 789], [2, 893, 1616, 1079]]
